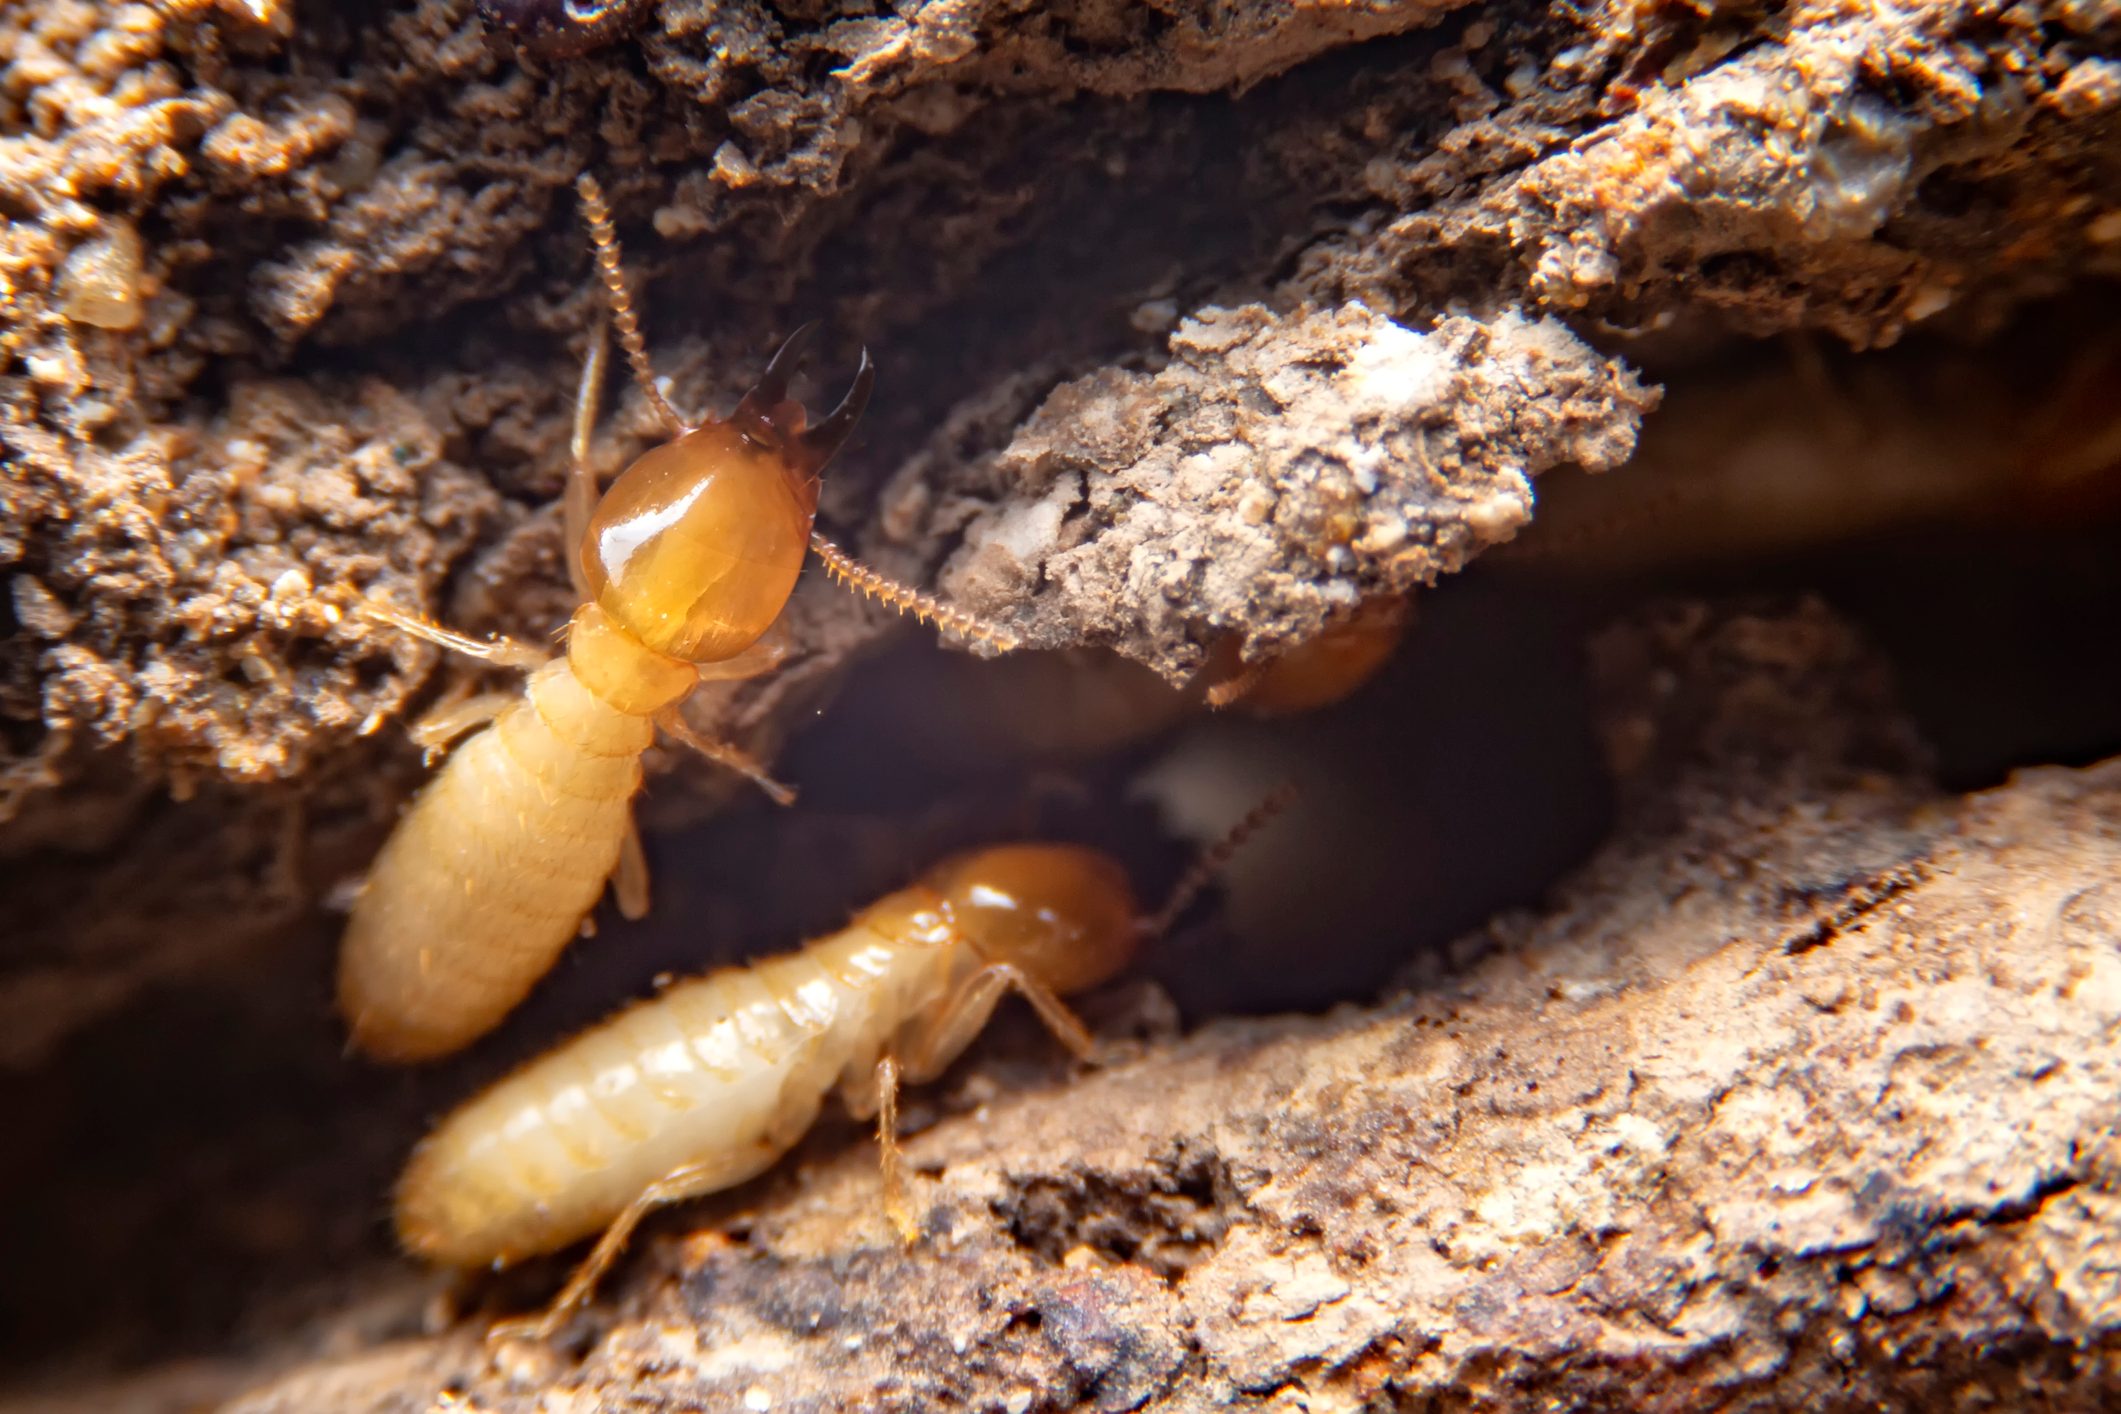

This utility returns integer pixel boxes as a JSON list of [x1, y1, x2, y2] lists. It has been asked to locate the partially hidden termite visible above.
[[336, 174, 1014, 1063], [395, 791, 1292, 1342], [1205, 595, 1412, 716]]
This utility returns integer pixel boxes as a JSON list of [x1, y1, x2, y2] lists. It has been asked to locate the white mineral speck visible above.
[[1343, 316, 1450, 414]]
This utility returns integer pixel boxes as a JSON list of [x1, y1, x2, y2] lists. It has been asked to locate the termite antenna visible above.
[[808, 532, 1021, 652], [1203, 660, 1267, 709], [575, 172, 689, 438], [1139, 783, 1298, 942], [1485, 477, 1710, 568]]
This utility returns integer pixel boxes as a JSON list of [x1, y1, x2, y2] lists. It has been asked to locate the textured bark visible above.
[[6, 0, 2116, 806], [2, 0, 2120, 1408]]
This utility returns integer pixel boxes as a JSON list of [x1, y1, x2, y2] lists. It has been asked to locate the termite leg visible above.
[[648, 633, 792, 802], [872, 1053, 917, 1243], [352, 602, 551, 672], [407, 690, 515, 763], [563, 318, 610, 603], [910, 961, 1098, 1078], [836, 1050, 917, 1241], [611, 818, 650, 920], [486, 1158, 731, 1347], [877, 959, 1098, 1243], [691, 631, 789, 685], [654, 709, 797, 806]]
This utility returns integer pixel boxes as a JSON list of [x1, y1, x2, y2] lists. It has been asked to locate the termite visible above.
[[337, 174, 1013, 1063], [394, 791, 1291, 1342], [1204, 596, 1412, 715]]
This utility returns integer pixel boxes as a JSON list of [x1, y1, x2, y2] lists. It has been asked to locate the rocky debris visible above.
[[900, 302, 1653, 678]]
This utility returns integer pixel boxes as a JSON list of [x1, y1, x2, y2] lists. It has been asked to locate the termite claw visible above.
[[796, 348, 875, 473], [750, 321, 817, 407], [734, 322, 821, 443]]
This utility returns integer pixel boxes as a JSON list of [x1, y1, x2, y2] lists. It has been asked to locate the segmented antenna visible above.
[[1203, 660, 1267, 709], [1485, 477, 1714, 567], [808, 532, 1020, 652], [575, 173, 688, 438], [1140, 782, 1298, 941]]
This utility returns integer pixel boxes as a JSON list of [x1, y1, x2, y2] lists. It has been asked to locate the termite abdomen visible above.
[[337, 661, 651, 1061]]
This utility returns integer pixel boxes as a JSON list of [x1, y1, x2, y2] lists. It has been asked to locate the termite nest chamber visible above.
[[7, 291, 2119, 1386], [2, 2, 2120, 1379]]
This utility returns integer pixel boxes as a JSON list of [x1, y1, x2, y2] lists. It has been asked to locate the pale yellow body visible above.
[[395, 889, 986, 1267], [338, 188, 1016, 1072], [339, 655, 653, 1062]]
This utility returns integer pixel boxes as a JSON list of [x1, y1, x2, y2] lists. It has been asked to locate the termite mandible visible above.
[[395, 791, 1292, 1343], [336, 174, 1015, 1063]]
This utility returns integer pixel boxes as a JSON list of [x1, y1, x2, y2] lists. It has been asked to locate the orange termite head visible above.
[[578, 328, 876, 663], [926, 845, 1142, 996]]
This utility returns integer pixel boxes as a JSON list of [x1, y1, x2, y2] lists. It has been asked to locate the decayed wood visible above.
[[4, 0, 2119, 1400]]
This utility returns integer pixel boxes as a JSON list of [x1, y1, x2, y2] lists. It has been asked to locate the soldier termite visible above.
[[336, 174, 1015, 1063], [394, 789, 1293, 1343]]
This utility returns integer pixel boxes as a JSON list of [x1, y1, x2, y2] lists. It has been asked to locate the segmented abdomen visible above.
[[338, 659, 651, 1062], [395, 918, 945, 1266]]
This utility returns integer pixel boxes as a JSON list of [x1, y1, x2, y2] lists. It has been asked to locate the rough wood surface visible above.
[[3, 0, 2119, 1408], [6, 0, 2115, 805], [193, 601, 2121, 1413]]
